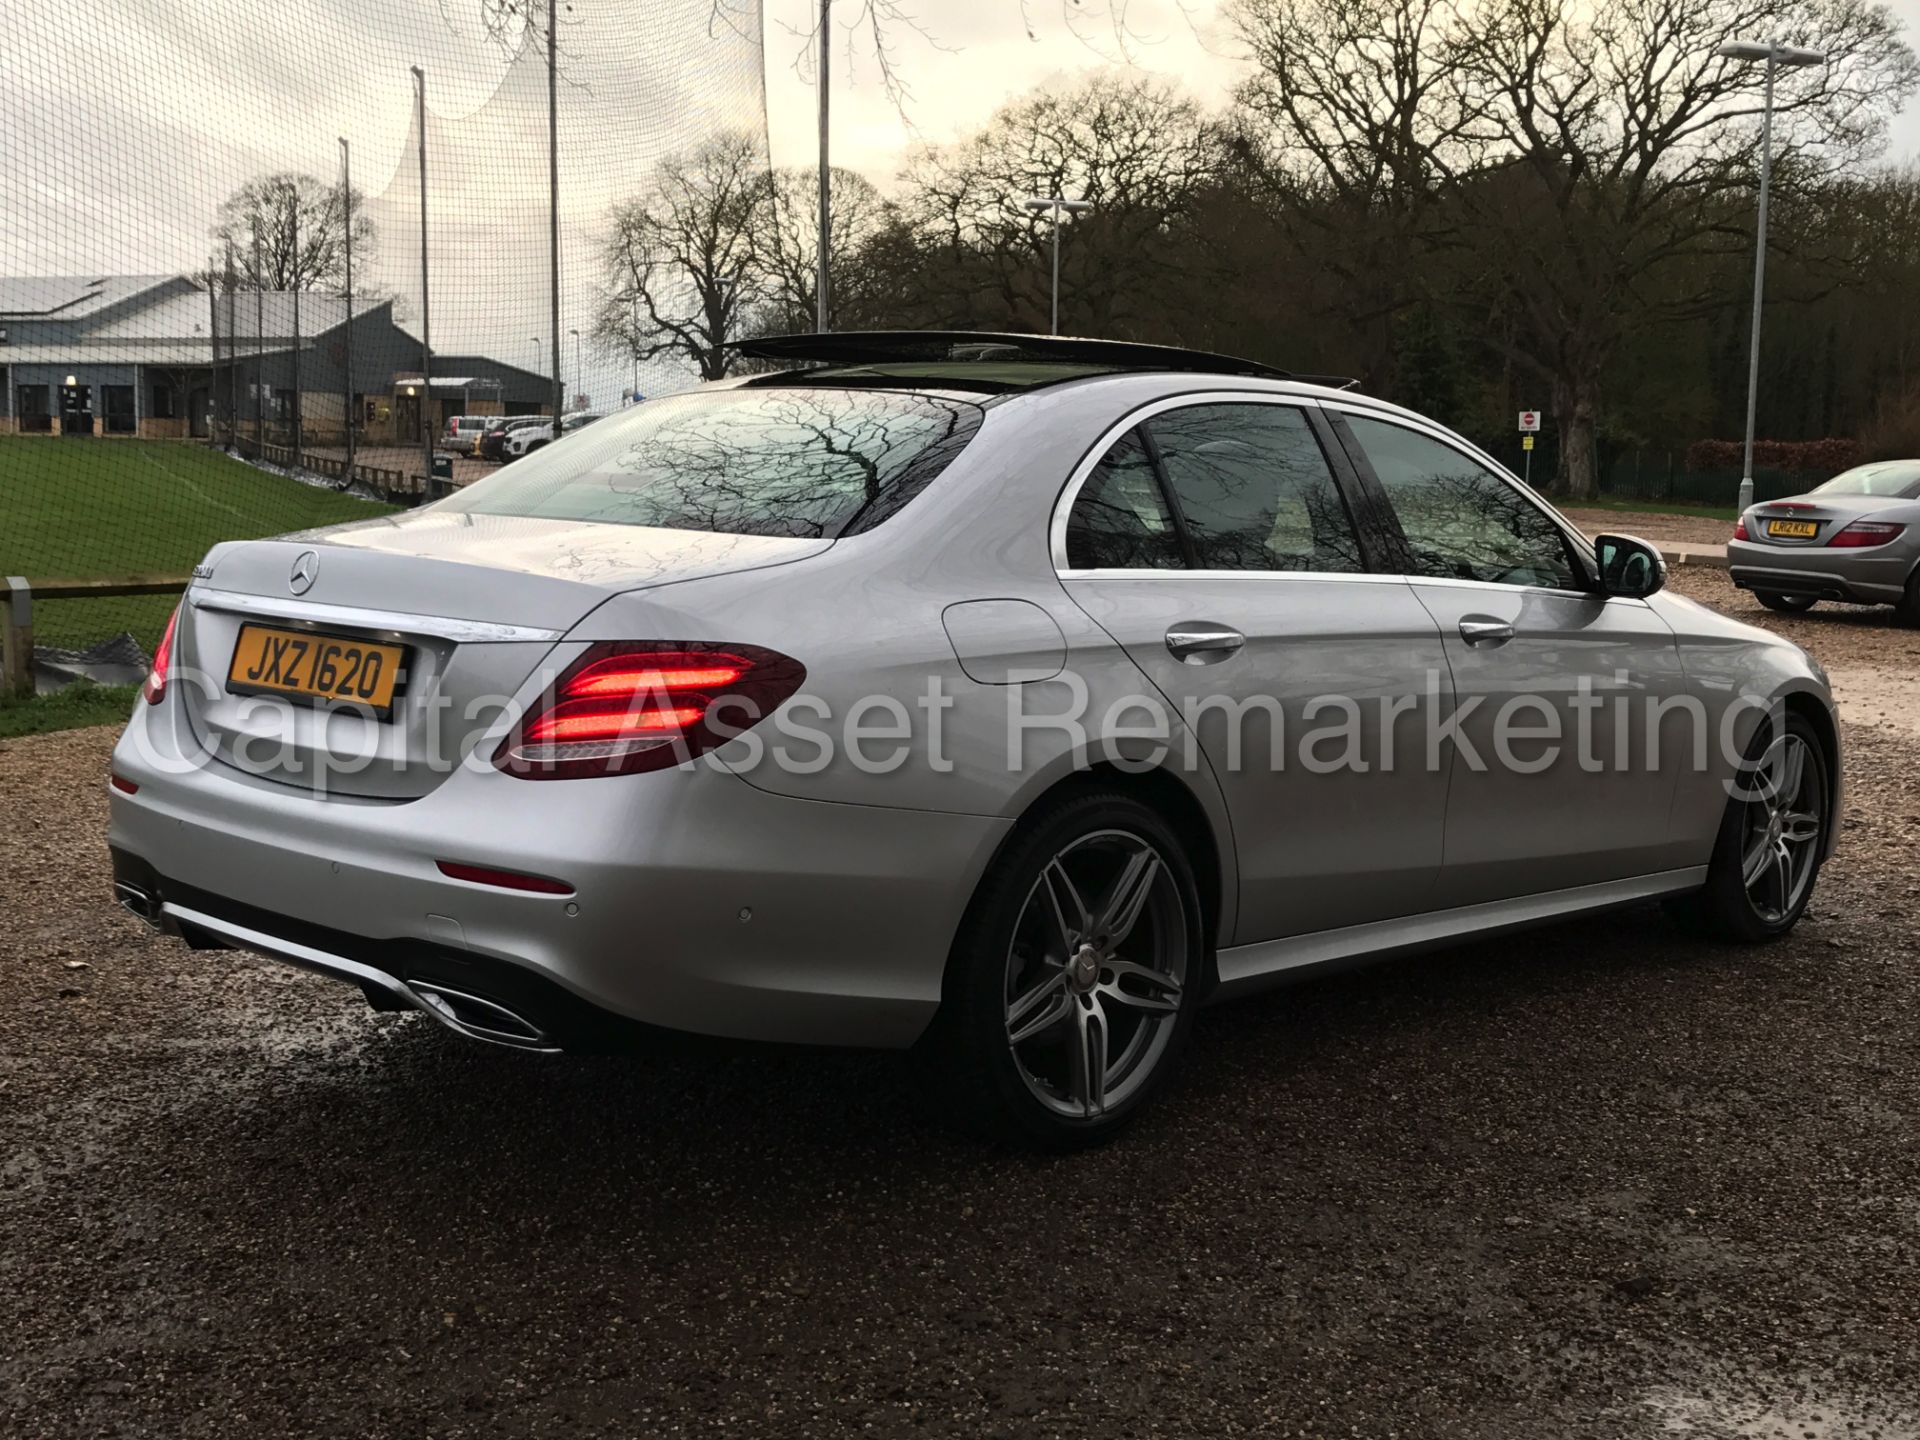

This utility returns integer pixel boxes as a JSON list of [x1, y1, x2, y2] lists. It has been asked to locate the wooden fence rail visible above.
[[2, 575, 190, 698]]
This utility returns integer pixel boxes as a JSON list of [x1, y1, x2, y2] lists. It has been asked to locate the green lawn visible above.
[[1578, 495, 1740, 522], [0, 682, 140, 739], [0, 438, 395, 650]]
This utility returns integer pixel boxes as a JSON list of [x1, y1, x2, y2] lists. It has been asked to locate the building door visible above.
[[103, 385, 136, 435], [395, 392, 422, 444], [189, 386, 210, 438], [18, 384, 51, 433], [59, 382, 93, 437]]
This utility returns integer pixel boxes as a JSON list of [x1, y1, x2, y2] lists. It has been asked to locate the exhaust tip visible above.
[[114, 881, 162, 929], [409, 981, 550, 1048]]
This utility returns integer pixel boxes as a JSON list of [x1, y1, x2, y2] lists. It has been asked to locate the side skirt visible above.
[[1211, 867, 1708, 1000]]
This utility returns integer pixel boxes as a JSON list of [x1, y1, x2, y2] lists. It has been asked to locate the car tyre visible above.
[[1756, 592, 1818, 614], [919, 789, 1204, 1150], [1897, 570, 1920, 627], [1665, 712, 1831, 943]]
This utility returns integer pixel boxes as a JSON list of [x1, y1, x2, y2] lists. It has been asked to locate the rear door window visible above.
[[1144, 402, 1365, 573], [440, 388, 985, 538]]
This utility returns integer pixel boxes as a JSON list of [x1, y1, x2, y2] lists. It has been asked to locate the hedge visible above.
[[1685, 438, 1861, 476]]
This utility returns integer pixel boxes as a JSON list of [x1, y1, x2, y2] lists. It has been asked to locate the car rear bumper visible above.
[[108, 704, 1009, 1051], [1727, 539, 1910, 604]]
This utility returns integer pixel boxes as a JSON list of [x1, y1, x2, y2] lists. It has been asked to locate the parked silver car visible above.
[[109, 333, 1840, 1146], [1729, 459, 1920, 618]]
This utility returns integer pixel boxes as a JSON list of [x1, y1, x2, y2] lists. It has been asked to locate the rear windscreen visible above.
[[438, 388, 985, 539]]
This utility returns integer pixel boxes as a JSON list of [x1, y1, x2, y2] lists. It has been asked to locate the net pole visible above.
[[548, 0, 564, 424], [253, 233, 264, 453], [817, 0, 831, 333], [292, 207, 302, 463], [341, 137, 356, 480], [412, 65, 433, 484]]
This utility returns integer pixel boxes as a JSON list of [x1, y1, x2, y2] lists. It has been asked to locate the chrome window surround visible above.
[[1048, 388, 1606, 603]]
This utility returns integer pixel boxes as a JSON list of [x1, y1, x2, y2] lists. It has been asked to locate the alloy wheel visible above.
[[1003, 829, 1188, 1119], [1738, 732, 1826, 925]]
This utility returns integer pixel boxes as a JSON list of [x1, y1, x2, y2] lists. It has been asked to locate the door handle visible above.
[[1457, 617, 1515, 646], [1166, 625, 1246, 663]]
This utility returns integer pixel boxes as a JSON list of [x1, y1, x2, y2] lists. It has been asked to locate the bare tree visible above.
[[1229, 0, 1917, 497], [898, 74, 1225, 335], [594, 133, 772, 382], [757, 166, 896, 331], [211, 174, 375, 295]]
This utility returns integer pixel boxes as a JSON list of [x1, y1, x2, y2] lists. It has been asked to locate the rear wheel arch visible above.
[[974, 762, 1229, 962]]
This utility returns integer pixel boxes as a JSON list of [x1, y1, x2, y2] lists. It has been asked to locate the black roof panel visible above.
[[731, 330, 1293, 380]]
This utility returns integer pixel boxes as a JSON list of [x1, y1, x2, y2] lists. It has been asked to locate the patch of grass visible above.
[[1577, 496, 1739, 522], [0, 437, 397, 649], [0, 682, 140, 740]]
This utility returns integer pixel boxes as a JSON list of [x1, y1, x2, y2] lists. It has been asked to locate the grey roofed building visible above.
[[1, 274, 552, 444]]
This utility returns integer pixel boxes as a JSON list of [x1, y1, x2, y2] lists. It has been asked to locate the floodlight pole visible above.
[[1720, 39, 1827, 513], [412, 65, 433, 483], [340, 137, 356, 479]]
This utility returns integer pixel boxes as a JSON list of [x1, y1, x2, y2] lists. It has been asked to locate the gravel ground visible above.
[[1563, 507, 1737, 549], [4, 572, 1919, 1439]]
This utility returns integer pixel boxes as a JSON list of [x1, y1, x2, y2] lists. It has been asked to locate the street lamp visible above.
[[1023, 195, 1094, 335], [615, 290, 641, 404], [1718, 38, 1827, 512], [569, 328, 581, 410]]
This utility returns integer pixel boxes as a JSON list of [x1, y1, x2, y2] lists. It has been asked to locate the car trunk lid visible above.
[[178, 514, 831, 799]]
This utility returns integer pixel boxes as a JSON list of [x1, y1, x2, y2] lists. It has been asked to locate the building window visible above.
[[151, 382, 176, 419], [103, 385, 137, 434]]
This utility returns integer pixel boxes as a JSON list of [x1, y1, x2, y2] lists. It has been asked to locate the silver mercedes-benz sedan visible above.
[[109, 332, 1840, 1146], [1729, 459, 1920, 618]]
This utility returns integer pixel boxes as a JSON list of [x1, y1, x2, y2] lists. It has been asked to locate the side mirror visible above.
[[1595, 533, 1665, 599]]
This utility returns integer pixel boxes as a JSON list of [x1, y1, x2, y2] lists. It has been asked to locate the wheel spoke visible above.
[[1092, 845, 1160, 950], [1781, 809, 1821, 845], [1006, 968, 1071, 1046], [1778, 739, 1807, 809], [1770, 840, 1794, 913], [1741, 830, 1774, 887], [1100, 958, 1183, 1015], [1069, 998, 1110, 1117], [1039, 860, 1091, 958]]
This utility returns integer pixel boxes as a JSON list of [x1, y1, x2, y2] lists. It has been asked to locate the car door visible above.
[[1056, 396, 1454, 944], [1329, 407, 1688, 907]]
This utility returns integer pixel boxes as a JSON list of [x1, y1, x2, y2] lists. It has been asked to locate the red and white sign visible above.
[[1517, 410, 1541, 433]]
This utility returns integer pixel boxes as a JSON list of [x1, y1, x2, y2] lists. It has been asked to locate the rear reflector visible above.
[[436, 860, 574, 895], [110, 774, 139, 795], [1827, 520, 1905, 548], [496, 641, 806, 780]]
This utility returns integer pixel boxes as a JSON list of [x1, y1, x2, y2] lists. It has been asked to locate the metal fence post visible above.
[[3, 578, 33, 698]]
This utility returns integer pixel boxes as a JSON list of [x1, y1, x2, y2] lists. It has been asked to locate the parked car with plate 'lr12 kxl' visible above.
[[1729, 459, 1920, 619], [108, 331, 1840, 1147]]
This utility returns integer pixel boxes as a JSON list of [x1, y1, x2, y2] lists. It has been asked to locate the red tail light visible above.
[[143, 606, 180, 705], [496, 642, 806, 779], [1732, 517, 1750, 541], [1827, 520, 1905, 548]]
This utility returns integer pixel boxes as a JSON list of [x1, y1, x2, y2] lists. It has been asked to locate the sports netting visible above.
[[1, 0, 768, 669]]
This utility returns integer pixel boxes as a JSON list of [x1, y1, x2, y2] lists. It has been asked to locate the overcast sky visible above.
[[7, 0, 1918, 409], [764, 0, 1920, 181]]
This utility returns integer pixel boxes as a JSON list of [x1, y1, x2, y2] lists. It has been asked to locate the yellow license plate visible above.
[[226, 624, 407, 713], [1766, 519, 1819, 538]]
